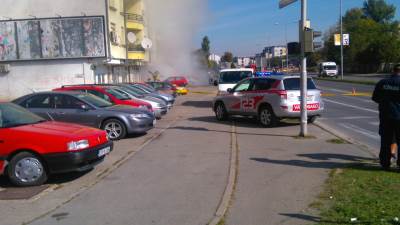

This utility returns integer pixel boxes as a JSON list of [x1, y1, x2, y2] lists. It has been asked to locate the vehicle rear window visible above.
[[219, 71, 253, 84], [323, 65, 337, 70], [283, 78, 317, 90]]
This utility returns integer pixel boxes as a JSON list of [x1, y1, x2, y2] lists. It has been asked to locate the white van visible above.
[[318, 62, 338, 78], [217, 68, 254, 93]]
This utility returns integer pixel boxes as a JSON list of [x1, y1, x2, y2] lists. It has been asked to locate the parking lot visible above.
[[0, 86, 374, 225]]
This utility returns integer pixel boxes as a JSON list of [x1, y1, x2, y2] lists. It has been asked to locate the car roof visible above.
[[220, 68, 253, 72]]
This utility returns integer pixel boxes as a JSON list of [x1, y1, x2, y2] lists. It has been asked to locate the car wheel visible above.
[[259, 106, 278, 127], [215, 102, 228, 121], [8, 152, 48, 187], [102, 119, 127, 140], [308, 116, 318, 124]]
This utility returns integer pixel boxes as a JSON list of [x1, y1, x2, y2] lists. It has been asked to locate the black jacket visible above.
[[372, 75, 400, 121]]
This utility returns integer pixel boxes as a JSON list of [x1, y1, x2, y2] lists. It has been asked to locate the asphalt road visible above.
[[315, 79, 380, 151]]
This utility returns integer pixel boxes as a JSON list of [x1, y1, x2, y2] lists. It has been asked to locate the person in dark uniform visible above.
[[372, 64, 400, 169]]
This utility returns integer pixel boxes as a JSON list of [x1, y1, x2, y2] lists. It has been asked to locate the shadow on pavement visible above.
[[189, 116, 299, 129], [279, 213, 355, 224], [251, 153, 375, 170], [182, 100, 212, 108], [170, 126, 296, 138]]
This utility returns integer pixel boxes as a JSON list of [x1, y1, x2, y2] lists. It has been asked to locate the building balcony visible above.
[[126, 13, 144, 30], [127, 44, 145, 60]]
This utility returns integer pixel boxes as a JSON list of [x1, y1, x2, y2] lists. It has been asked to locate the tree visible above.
[[363, 0, 396, 24], [201, 36, 210, 56], [222, 52, 234, 63]]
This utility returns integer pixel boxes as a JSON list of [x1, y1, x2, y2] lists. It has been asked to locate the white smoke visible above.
[[144, 0, 209, 85]]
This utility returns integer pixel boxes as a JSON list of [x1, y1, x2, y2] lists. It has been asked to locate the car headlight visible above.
[[130, 113, 149, 119], [67, 140, 89, 151]]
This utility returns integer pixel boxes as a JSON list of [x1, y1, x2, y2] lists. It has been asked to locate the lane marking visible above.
[[339, 123, 380, 140], [369, 122, 379, 126], [324, 98, 379, 114], [339, 116, 375, 120]]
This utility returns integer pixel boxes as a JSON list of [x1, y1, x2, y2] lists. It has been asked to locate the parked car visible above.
[[212, 75, 324, 127], [125, 83, 175, 108], [53, 85, 153, 112], [13, 92, 156, 140], [0, 102, 113, 186], [165, 76, 189, 87], [109, 86, 168, 119], [146, 81, 177, 97]]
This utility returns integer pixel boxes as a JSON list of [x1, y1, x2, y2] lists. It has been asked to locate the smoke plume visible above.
[[144, 0, 208, 85]]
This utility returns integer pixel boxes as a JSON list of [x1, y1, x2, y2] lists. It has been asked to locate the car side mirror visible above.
[[227, 88, 234, 93]]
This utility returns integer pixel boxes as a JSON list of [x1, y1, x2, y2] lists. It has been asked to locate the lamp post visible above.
[[340, 0, 344, 80]]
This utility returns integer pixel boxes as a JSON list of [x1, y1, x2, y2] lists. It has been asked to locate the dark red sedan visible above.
[[0, 103, 113, 186]]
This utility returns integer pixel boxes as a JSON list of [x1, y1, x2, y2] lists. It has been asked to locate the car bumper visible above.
[[42, 141, 114, 174], [126, 117, 155, 134], [154, 107, 168, 118], [274, 104, 324, 118]]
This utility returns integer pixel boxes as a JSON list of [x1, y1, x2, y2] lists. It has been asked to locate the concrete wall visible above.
[[0, 59, 99, 100]]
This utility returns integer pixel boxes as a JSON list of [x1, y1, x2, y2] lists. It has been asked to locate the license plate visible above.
[[292, 103, 320, 112], [98, 146, 111, 157]]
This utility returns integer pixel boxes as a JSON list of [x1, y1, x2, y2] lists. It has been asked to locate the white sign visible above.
[[279, 0, 298, 9], [334, 34, 350, 46]]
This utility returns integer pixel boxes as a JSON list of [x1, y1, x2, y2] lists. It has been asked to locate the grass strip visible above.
[[314, 163, 400, 225]]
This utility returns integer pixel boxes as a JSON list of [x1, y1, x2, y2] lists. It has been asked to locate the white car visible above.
[[213, 75, 324, 127], [217, 68, 254, 93]]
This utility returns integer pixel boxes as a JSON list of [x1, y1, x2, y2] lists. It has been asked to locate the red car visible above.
[[0, 103, 113, 186], [53, 85, 153, 112], [165, 76, 189, 87]]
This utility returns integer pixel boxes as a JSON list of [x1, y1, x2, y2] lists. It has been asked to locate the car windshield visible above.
[[133, 85, 152, 94], [0, 103, 46, 128], [125, 85, 147, 95], [137, 84, 156, 93], [324, 65, 337, 70], [105, 88, 131, 100], [219, 71, 253, 84], [283, 78, 317, 90], [75, 94, 114, 108], [117, 87, 142, 98]]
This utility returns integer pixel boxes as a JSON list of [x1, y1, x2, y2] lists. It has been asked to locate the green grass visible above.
[[314, 77, 377, 86], [314, 163, 400, 225], [326, 138, 350, 144], [216, 219, 226, 225]]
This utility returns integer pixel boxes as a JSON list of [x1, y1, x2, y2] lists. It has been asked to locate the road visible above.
[[315, 79, 380, 151]]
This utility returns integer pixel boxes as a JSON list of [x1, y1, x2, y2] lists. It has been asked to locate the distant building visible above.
[[209, 54, 221, 64], [235, 57, 254, 68], [262, 46, 287, 58], [0, 0, 150, 99]]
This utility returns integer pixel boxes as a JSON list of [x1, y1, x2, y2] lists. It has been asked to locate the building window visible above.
[[110, 23, 118, 45]]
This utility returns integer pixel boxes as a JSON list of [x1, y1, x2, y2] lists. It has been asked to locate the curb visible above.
[[314, 77, 377, 86], [314, 121, 378, 158], [208, 122, 239, 225]]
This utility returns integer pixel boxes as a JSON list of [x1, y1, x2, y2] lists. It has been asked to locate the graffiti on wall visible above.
[[0, 21, 17, 60], [0, 16, 105, 62]]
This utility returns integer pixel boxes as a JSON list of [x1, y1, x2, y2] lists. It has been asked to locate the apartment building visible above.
[[0, 0, 150, 99]]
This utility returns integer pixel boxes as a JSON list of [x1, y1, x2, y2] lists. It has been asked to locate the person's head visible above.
[[393, 64, 400, 76]]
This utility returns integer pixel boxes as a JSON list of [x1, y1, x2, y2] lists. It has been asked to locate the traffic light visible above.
[[303, 28, 322, 53]]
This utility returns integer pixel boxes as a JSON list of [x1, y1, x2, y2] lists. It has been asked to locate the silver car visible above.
[[13, 92, 156, 140], [213, 75, 324, 127], [110, 86, 168, 119]]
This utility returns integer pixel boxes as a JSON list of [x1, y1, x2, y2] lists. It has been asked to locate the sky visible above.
[[197, 0, 400, 56]]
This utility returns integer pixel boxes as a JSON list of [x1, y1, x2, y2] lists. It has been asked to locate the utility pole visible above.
[[300, 0, 308, 137], [285, 23, 289, 71], [340, 0, 344, 80]]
